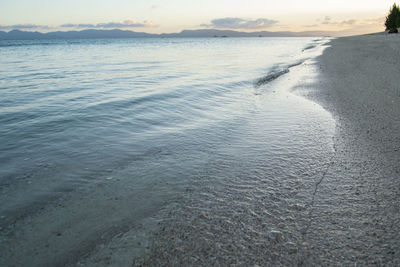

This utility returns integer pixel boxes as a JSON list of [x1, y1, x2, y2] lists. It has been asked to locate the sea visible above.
[[0, 37, 336, 265]]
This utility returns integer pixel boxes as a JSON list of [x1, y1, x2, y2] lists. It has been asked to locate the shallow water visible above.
[[0, 37, 335, 265]]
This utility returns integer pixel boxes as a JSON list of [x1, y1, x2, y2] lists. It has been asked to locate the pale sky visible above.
[[0, 0, 395, 35]]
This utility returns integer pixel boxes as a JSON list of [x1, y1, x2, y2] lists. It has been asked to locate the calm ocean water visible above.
[[0, 37, 336, 265]]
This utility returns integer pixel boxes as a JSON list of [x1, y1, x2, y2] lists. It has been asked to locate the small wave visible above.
[[0, 41, 57, 48], [254, 69, 289, 88], [254, 59, 307, 88]]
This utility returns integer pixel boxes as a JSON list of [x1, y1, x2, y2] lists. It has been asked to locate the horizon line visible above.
[[0, 27, 373, 36]]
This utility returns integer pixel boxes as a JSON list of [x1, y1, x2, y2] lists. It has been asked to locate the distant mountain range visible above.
[[0, 29, 336, 40]]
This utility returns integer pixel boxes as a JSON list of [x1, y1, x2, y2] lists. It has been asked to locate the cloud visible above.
[[319, 16, 332, 25], [0, 20, 157, 31], [314, 16, 359, 28], [61, 20, 157, 29], [151, 5, 159, 9], [307, 16, 384, 35], [202, 17, 278, 30], [60, 23, 95, 28], [0, 24, 52, 30], [304, 24, 319, 28], [339, 19, 357, 26], [364, 17, 385, 24]]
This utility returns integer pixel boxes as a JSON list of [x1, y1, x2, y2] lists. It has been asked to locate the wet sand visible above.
[[300, 33, 400, 265]]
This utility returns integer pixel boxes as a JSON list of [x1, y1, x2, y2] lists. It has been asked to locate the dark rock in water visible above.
[[388, 28, 398, 34]]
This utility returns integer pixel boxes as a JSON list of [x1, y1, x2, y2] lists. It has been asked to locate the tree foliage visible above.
[[385, 3, 400, 30]]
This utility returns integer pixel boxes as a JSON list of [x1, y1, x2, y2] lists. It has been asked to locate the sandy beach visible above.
[[301, 33, 400, 265]]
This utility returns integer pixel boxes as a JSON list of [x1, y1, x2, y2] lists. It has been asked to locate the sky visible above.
[[0, 0, 396, 35]]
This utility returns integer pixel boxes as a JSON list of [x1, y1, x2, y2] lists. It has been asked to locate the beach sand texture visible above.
[[301, 33, 400, 265]]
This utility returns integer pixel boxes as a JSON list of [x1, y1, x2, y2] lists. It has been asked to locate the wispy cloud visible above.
[[339, 19, 357, 26], [316, 16, 358, 27], [304, 24, 319, 28], [303, 16, 383, 35], [364, 17, 385, 24], [0, 20, 157, 31], [202, 17, 278, 30], [60, 23, 94, 28], [0, 24, 52, 30], [320, 16, 332, 25], [151, 5, 159, 9], [61, 20, 157, 29]]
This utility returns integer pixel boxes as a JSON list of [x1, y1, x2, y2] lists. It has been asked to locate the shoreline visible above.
[[300, 34, 400, 265], [1, 35, 398, 266]]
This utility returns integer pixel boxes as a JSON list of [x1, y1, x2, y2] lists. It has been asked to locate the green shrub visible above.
[[385, 3, 400, 30]]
